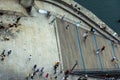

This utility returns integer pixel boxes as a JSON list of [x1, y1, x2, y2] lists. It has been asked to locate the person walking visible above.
[[96, 46, 105, 54], [111, 56, 117, 62], [54, 62, 59, 74], [90, 27, 95, 33], [82, 31, 88, 41], [1, 50, 5, 56], [45, 73, 49, 78], [1, 56, 5, 61], [64, 70, 70, 80], [35, 69, 39, 73], [40, 67, 44, 76], [66, 25, 69, 30], [7, 50, 12, 56], [101, 46, 105, 52], [33, 64, 37, 71]]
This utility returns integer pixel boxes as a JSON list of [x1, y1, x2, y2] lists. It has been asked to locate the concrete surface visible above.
[[0, 9, 60, 80]]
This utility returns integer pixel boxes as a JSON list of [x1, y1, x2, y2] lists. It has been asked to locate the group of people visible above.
[[0, 49, 12, 61], [82, 28, 119, 66], [71, 4, 81, 15], [26, 64, 45, 80], [26, 61, 61, 80], [0, 16, 21, 30]]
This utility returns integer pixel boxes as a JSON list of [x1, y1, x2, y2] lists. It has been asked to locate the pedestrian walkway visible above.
[[56, 18, 120, 71]]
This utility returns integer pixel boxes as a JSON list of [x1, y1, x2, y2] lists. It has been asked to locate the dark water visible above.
[[75, 0, 120, 34]]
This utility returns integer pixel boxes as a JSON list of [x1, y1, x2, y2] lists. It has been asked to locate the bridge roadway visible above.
[[56, 18, 120, 71]]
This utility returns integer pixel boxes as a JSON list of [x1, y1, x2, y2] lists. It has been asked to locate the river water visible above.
[[75, 0, 120, 34]]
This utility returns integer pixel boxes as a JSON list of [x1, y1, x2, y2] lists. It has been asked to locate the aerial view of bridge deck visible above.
[[0, 0, 120, 80]]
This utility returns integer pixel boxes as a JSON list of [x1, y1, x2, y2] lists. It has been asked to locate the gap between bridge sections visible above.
[[93, 32, 103, 70], [110, 41, 119, 68], [75, 26, 86, 70]]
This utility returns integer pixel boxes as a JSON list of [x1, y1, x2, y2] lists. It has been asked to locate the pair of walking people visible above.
[[0, 50, 12, 61]]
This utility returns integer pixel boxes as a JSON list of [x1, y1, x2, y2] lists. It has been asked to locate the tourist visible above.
[[8, 24, 14, 28], [40, 67, 44, 76], [96, 46, 105, 53], [82, 31, 88, 41], [64, 70, 70, 80], [66, 25, 69, 30], [1, 50, 5, 56], [33, 64, 37, 71], [35, 69, 39, 73], [61, 15, 65, 20], [90, 27, 95, 33], [1, 56, 5, 61], [54, 62, 59, 74], [45, 73, 49, 78], [7, 50, 12, 56], [100, 45, 105, 52], [111, 56, 116, 62], [16, 16, 21, 24], [28, 55, 32, 61]]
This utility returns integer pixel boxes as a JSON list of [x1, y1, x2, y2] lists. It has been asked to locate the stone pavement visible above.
[[0, 7, 62, 80]]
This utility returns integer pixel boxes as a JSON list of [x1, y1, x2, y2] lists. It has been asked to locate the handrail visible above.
[[53, 0, 120, 43], [39, 0, 120, 44]]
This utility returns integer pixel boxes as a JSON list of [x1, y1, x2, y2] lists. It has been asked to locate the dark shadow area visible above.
[[75, 0, 120, 34]]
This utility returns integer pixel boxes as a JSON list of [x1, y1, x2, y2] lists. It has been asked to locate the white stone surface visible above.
[[0, 11, 59, 80]]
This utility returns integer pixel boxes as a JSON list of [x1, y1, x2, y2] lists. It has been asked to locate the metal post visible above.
[[71, 60, 78, 72]]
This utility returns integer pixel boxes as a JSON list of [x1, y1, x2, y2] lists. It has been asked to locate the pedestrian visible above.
[[1, 50, 5, 56], [46, 11, 51, 18], [54, 62, 59, 67], [35, 69, 39, 73], [8, 24, 14, 28], [40, 67, 44, 76], [45, 73, 49, 78], [54, 65, 57, 74], [33, 72, 36, 76], [54, 62, 59, 74], [54, 75, 57, 79], [33, 64, 37, 71], [7, 50, 12, 56], [64, 70, 70, 80], [40, 67, 44, 72], [66, 25, 69, 30], [61, 15, 65, 20], [28, 55, 32, 61], [82, 31, 88, 41], [100, 45, 105, 52], [16, 16, 21, 24], [0, 25, 5, 29], [96, 46, 105, 54], [30, 73, 34, 79], [90, 27, 95, 33], [111, 57, 116, 62], [1, 56, 5, 61]]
